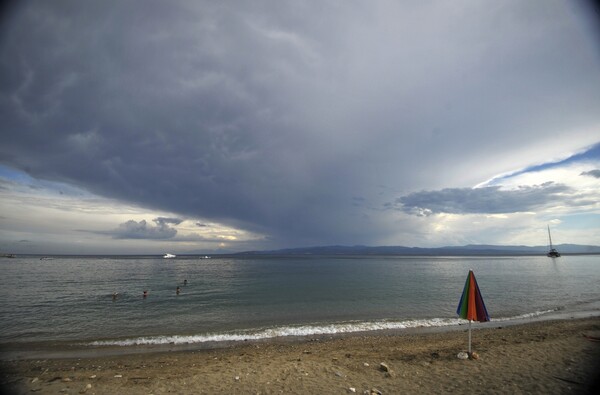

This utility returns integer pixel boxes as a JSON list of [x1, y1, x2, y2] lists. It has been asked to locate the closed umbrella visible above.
[[457, 269, 490, 355]]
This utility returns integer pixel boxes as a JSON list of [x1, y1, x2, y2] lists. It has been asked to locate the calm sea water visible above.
[[0, 255, 599, 353]]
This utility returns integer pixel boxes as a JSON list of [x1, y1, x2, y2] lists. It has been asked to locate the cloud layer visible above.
[[1, 1, 599, 252], [110, 218, 182, 240], [396, 183, 573, 216]]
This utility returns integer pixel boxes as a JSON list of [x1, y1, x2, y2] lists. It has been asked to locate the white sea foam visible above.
[[89, 318, 464, 346], [492, 309, 558, 321], [88, 309, 567, 347]]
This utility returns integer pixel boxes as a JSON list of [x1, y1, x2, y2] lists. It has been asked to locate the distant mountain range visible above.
[[238, 244, 600, 256]]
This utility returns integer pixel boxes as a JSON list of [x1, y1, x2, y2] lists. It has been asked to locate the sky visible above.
[[1, 0, 599, 255]]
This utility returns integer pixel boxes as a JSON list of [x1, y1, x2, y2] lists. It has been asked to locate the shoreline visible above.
[[2, 317, 599, 394], [1, 308, 599, 362]]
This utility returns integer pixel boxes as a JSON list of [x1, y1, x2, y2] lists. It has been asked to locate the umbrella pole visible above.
[[468, 320, 472, 355]]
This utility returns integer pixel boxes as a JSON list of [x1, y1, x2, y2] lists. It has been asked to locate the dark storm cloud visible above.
[[109, 218, 179, 240], [395, 183, 572, 216], [1, 1, 599, 248]]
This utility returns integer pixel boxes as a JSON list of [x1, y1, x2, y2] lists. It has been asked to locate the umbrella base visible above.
[[457, 351, 480, 360]]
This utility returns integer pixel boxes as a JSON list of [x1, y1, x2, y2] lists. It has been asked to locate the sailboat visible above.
[[546, 226, 561, 258]]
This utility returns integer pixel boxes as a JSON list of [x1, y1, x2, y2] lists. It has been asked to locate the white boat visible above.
[[163, 253, 176, 259]]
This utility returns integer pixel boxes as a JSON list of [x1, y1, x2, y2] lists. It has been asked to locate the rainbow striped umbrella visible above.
[[457, 269, 490, 355]]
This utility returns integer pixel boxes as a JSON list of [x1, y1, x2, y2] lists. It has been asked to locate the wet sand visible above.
[[1, 317, 599, 394]]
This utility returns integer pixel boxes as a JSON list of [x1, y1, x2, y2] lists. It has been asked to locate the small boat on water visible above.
[[163, 253, 176, 259], [546, 226, 561, 258]]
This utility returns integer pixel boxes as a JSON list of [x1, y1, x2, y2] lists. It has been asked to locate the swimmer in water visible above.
[[112, 292, 118, 300], [176, 286, 181, 295], [183, 279, 187, 286], [143, 290, 148, 298]]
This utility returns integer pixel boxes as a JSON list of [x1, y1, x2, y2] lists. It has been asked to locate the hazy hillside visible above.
[[239, 244, 600, 256]]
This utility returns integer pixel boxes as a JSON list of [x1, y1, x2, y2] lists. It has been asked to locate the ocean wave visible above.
[[88, 309, 566, 347], [492, 309, 558, 321], [89, 318, 463, 346]]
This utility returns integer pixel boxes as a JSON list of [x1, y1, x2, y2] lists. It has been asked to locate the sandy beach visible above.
[[1, 317, 599, 394]]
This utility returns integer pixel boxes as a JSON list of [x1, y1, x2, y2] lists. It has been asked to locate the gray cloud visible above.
[[396, 183, 572, 216], [1, 1, 599, 248], [581, 169, 600, 178], [110, 218, 179, 240], [154, 217, 183, 226]]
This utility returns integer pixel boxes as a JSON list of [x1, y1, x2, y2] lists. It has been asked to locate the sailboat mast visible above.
[[546, 225, 560, 257]]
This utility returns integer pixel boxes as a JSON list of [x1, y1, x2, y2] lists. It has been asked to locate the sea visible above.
[[1, 254, 599, 358]]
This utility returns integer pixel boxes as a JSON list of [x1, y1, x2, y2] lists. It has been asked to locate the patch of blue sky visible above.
[[0, 164, 35, 184], [483, 142, 600, 187], [0, 164, 90, 197]]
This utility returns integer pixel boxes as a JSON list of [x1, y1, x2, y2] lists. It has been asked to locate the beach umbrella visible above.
[[456, 269, 490, 355]]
